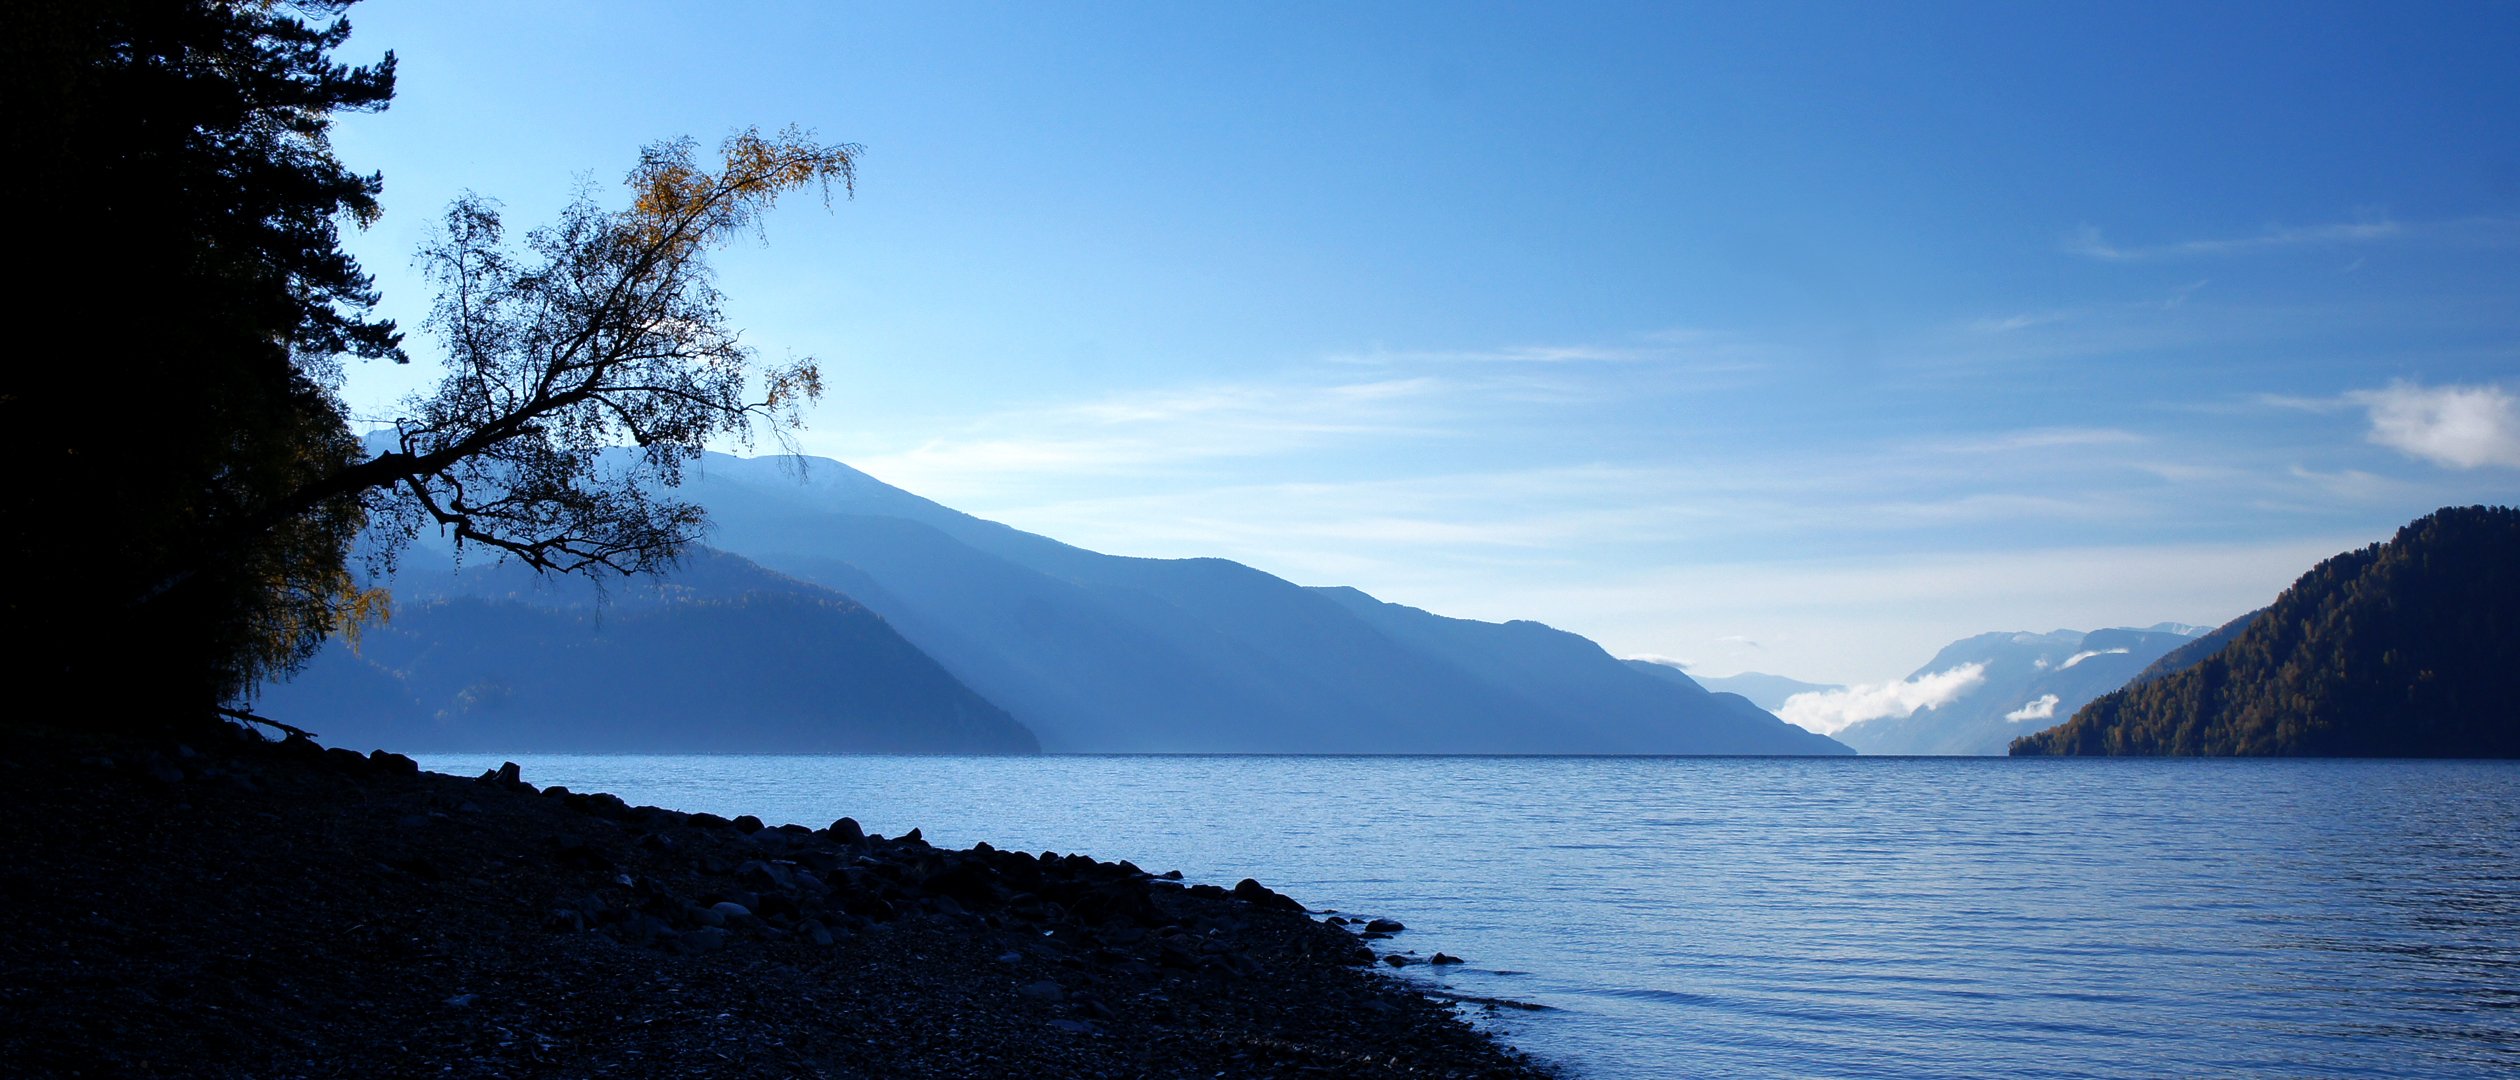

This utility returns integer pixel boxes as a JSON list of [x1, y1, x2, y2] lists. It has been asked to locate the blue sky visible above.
[[331, 1, 2520, 684]]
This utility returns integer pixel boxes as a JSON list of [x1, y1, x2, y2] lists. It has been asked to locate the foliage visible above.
[[2, 0, 398, 705], [343, 130, 852, 575], [2011, 506, 2520, 757]]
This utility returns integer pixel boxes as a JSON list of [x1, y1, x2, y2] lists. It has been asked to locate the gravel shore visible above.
[[0, 719, 1556, 1078]]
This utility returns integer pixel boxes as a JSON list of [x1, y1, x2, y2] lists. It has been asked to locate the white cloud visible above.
[[2346, 381, 2520, 469], [2064, 219, 2403, 261], [2057, 647, 2130, 670], [2005, 694, 2062, 722], [1776, 663, 1987, 735]]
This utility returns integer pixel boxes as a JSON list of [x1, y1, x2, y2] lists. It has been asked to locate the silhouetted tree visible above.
[[2, 2, 853, 726], [3, 0, 400, 714], [330, 130, 851, 577]]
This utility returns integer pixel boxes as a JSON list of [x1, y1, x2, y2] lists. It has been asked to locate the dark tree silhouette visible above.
[[3, 0, 400, 714], [339, 131, 851, 578], [2, 2, 853, 726]]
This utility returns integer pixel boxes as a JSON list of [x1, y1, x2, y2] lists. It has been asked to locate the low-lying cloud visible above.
[[1777, 663, 1986, 735], [2005, 694, 2062, 722], [2348, 381, 2520, 469], [2058, 647, 2130, 670]]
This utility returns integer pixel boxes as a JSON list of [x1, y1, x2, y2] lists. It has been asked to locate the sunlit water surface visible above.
[[419, 754, 2520, 1079]]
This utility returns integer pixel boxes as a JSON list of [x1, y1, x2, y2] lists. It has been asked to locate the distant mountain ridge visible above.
[[258, 547, 1041, 754], [2013, 506, 2520, 757], [2121, 610, 2264, 690], [1829, 625, 2204, 755], [266, 449, 1848, 756], [673, 452, 1849, 755], [1659, 669, 1844, 712]]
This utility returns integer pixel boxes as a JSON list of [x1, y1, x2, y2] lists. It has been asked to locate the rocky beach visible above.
[[0, 718, 1552, 1078]]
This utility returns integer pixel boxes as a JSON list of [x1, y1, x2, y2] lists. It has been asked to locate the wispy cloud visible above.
[[2064, 219, 2404, 261], [2064, 216, 2520, 262], [1329, 328, 1779, 380], [2005, 694, 2062, 722], [1918, 427, 2146, 454], [1426, 536, 2366, 685], [1965, 310, 2078, 335], [1965, 281, 2207, 337], [2345, 381, 2520, 469], [2285, 465, 2415, 502], [1336, 343, 1657, 365], [2057, 647, 2129, 670], [2255, 391, 2353, 414], [1776, 663, 1987, 735], [841, 376, 1461, 487]]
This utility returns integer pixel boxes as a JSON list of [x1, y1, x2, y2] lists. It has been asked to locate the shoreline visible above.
[[0, 718, 1553, 1078]]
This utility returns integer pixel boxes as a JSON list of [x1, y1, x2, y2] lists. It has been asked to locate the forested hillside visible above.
[[2012, 507, 2520, 757]]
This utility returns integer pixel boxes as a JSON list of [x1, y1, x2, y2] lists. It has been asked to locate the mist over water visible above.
[[422, 754, 2520, 1079]]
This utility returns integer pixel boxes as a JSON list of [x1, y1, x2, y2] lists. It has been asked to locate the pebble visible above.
[[18, 719, 1555, 1079]]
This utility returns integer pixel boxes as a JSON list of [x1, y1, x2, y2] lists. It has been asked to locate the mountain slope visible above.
[[2013, 506, 2520, 757], [2123, 610, 2264, 690], [677, 453, 1852, 755], [1831, 626, 2201, 755], [1637, 667, 1842, 712], [257, 548, 1039, 754], [1313, 590, 1850, 755]]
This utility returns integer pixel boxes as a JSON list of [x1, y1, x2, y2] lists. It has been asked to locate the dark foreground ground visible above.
[[0, 719, 1554, 1078]]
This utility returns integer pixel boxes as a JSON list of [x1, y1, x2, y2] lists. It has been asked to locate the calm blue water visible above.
[[419, 754, 2520, 1079]]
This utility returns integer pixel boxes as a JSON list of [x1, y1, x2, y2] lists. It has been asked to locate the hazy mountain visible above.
[[2139, 621, 2215, 638], [672, 453, 1851, 755], [257, 547, 1039, 754], [1632, 665, 1843, 712], [1830, 626, 2204, 755], [2014, 506, 2520, 757]]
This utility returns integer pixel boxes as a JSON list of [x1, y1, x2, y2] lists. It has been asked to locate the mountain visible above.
[[669, 452, 1850, 755], [2013, 506, 2520, 757], [1829, 626, 2204, 755], [256, 547, 1040, 754], [2123, 610, 2265, 689], [1634, 666, 1843, 712]]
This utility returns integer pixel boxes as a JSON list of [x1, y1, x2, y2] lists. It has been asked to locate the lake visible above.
[[417, 754, 2520, 1079]]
